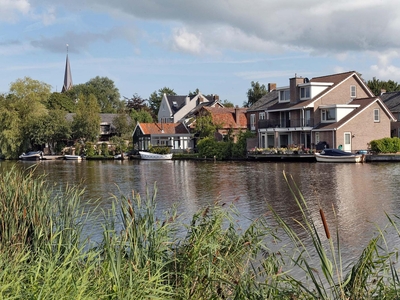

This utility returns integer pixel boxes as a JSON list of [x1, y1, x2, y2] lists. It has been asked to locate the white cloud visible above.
[[0, 0, 30, 22]]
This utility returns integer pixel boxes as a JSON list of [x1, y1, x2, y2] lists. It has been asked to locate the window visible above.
[[321, 108, 336, 122], [374, 109, 380, 122], [315, 132, 320, 144], [300, 87, 310, 99], [259, 112, 265, 120], [279, 90, 290, 102], [250, 114, 256, 130], [350, 85, 356, 98]]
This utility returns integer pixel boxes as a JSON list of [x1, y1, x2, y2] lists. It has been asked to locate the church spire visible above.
[[61, 44, 73, 92]]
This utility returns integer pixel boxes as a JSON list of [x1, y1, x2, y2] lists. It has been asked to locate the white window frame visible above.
[[259, 112, 265, 120], [374, 108, 380, 122], [300, 87, 310, 99], [315, 132, 320, 144], [350, 85, 356, 98], [250, 114, 256, 130], [321, 108, 336, 122], [279, 90, 290, 102]]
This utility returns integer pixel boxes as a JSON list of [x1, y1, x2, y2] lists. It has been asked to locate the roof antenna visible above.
[[66, 43, 69, 54]]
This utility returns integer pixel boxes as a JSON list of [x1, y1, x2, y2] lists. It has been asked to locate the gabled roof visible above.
[[247, 90, 279, 112], [380, 91, 400, 113], [266, 71, 374, 112], [137, 122, 190, 135], [313, 97, 396, 131], [166, 95, 195, 114], [202, 107, 247, 128]]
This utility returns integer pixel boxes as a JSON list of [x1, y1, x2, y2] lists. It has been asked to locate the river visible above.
[[1, 159, 399, 268]]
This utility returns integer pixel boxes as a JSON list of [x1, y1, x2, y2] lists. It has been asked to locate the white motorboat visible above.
[[314, 149, 363, 163], [19, 151, 43, 161], [139, 151, 173, 160], [64, 155, 83, 160]]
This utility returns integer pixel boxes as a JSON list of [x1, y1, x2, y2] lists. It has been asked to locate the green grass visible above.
[[0, 167, 399, 299]]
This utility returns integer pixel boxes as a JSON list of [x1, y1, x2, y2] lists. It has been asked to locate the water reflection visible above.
[[1, 159, 400, 264]]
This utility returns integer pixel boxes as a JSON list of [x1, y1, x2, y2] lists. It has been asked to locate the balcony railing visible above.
[[258, 118, 314, 129]]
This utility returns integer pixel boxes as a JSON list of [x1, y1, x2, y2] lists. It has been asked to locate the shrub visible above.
[[370, 137, 400, 153]]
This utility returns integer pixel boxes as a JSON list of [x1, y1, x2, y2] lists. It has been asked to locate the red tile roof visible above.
[[138, 122, 189, 134], [202, 107, 247, 128]]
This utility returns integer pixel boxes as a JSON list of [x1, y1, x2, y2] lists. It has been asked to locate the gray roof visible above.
[[247, 90, 279, 112], [380, 91, 400, 113], [61, 54, 73, 93], [167, 95, 195, 114]]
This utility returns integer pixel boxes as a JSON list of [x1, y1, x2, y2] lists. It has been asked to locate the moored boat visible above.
[[64, 154, 83, 160], [19, 151, 43, 161], [139, 151, 173, 160], [314, 148, 363, 163]]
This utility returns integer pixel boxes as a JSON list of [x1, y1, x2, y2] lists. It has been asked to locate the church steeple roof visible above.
[[61, 44, 73, 92]]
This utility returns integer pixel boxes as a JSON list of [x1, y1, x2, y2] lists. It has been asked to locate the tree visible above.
[[112, 113, 131, 138], [244, 81, 268, 107], [367, 77, 400, 96], [67, 76, 123, 113], [124, 93, 147, 111], [26, 110, 71, 153], [222, 99, 234, 108], [0, 77, 51, 158], [148, 87, 176, 119], [47, 92, 76, 112], [130, 109, 153, 125], [72, 94, 101, 142], [188, 88, 200, 97], [194, 115, 217, 139]]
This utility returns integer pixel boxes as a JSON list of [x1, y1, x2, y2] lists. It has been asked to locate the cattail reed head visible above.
[[320, 208, 330, 239]]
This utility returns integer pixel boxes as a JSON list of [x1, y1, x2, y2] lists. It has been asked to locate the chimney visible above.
[[381, 89, 386, 95], [185, 96, 190, 105], [268, 83, 276, 92], [235, 105, 240, 125], [289, 74, 304, 103], [213, 94, 219, 101]]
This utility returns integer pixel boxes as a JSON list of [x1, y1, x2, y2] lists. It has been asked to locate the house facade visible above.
[[194, 106, 247, 142], [132, 122, 192, 152], [250, 71, 396, 152], [158, 93, 222, 124], [380, 91, 400, 137]]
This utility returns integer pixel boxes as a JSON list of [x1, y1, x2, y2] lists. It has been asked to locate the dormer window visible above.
[[321, 108, 336, 122], [350, 85, 356, 98], [300, 87, 310, 99], [172, 101, 178, 107], [279, 90, 290, 102]]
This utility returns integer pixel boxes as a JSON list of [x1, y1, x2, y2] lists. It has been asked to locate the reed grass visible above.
[[0, 166, 400, 299]]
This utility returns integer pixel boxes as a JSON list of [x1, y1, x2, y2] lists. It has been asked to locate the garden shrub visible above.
[[370, 137, 400, 153]]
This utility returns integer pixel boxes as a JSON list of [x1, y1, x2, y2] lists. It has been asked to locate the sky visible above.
[[1, 0, 400, 106]]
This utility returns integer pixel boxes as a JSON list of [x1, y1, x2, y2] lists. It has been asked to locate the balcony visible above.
[[258, 118, 314, 129]]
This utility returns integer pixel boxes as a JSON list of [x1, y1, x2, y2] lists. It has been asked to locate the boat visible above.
[[314, 148, 363, 163], [19, 151, 43, 161], [64, 154, 83, 160], [139, 151, 173, 160], [114, 152, 129, 160]]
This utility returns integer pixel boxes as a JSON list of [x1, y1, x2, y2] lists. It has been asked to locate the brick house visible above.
[[250, 71, 396, 152], [194, 106, 247, 142], [380, 91, 400, 137]]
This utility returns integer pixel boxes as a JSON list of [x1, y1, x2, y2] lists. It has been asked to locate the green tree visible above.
[[148, 87, 176, 119], [130, 109, 153, 126], [194, 115, 217, 139], [367, 77, 400, 96], [67, 76, 123, 113], [47, 92, 75, 112], [72, 94, 101, 142], [244, 81, 268, 107], [112, 113, 132, 138], [222, 99, 234, 108], [27, 110, 72, 154], [0, 78, 51, 158]]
